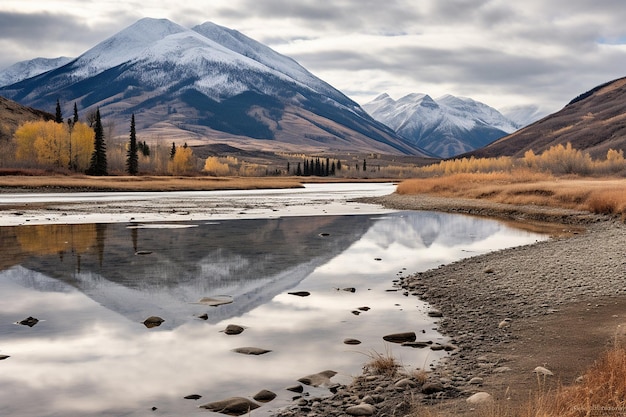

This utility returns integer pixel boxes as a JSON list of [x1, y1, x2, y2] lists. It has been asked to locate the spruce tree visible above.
[[87, 109, 107, 176], [170, 142, 176, 160], [73, 103, 79, 124], [55, 99, 63, 124], [126, 114, 139, 175]]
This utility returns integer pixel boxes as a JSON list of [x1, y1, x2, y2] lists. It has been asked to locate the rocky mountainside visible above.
[[468, 76, 626, 159], [0, 18, 429, 156], [0, 96, 53, 142], [363, 93, 518, 158]]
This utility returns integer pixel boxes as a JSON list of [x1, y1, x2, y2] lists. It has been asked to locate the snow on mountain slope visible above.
[[0, 56, 73, 87], [363, 93, 520, 158], [0, 18, 427, 156], [500, 104, 548, 128]]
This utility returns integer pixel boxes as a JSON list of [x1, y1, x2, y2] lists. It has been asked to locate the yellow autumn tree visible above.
[[34, 121, 68, 167], [168, 145, 196, 175], [69, 122, 95, 172], [14, 120, 94, 170], [203, 156, 230, 176], [14, 121, 43, 164]]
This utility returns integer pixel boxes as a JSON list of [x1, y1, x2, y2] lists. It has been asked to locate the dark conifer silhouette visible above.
[[126, 114, 139, 175], [87, 109, 107, 176]]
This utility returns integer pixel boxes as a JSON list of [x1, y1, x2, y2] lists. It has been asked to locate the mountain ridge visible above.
[[0, 18, 428, 156], [363, 93, 519, 158], [466, 76, 626, 159]]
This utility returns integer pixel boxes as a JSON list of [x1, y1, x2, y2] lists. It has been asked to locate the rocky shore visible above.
[[272, 193, 626, 416]]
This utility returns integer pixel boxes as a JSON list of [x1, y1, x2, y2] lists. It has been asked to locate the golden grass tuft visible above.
[[362, 349, 400, 377], [520, 346, 626, 417]]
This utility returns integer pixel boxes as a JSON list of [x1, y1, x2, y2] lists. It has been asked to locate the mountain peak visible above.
[[364, 92, 519, 158], [0, 18, 430, 156]]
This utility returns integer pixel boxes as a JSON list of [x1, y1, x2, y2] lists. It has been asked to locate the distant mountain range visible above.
[[363, 93, 520, 158], [467, 76, 626, 159], [0, 18, 429, 156]]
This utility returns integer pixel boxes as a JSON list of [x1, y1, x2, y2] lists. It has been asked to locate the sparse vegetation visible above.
[[384, 345, 626, 417], [397, 143, 626, 218], [362, 349, 400, 377]]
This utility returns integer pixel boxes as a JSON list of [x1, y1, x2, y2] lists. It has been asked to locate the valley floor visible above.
[[2, 176, 625, 415]]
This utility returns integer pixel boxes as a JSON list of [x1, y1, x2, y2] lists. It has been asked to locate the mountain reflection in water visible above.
[[0, 211, 546, 417]]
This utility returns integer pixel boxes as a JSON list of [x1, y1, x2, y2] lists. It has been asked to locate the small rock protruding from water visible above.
[[0, 355, 10, 360], [184, 394, 202, 400], [286, 384, 304, 393], [18, 316, 39, 327], [427, 310, 443, 318], [288, 291, 310, 297], [222, 324, 245, 335], [194, 296, 234, 306], [253, 389, 277, 403], [383, 332, 416, 343], [196, 313, 209, 320], [142, 316, 164, 328], [342, 287, 356, 293], [343, 338, 362, 345], [232, 347, 272, 355], [298, 370, 337, 387], [199, 397, 260, 416]]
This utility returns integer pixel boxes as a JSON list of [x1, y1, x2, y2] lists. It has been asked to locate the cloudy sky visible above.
[[1, 0, 625, 114]]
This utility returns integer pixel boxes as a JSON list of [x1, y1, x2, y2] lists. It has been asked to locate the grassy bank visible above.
[[397, 172, 626, 219]]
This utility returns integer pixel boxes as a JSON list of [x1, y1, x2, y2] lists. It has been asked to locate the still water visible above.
[[0, 200, 546, 416]]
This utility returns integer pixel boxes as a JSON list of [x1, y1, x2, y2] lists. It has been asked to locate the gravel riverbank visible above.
[[272, 193, 626, 416]]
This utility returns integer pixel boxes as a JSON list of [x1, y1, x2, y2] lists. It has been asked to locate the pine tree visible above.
[[337, 160, 342, 171], [325, 158, 330, 176], [55, 99, 63, 124], [126, 114, 138, 175], [87, 109, 107, 176], [296, 162, 302, 176], [363, 159, 367, 172], [170, 142, 176, 160], [73, 103, 79, 124]]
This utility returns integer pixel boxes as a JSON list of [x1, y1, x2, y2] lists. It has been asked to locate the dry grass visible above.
[[397, 172, 626, 219], [0, 175, 305, 192], [404, 346, 626, 417], [362, 349, 400, 377]]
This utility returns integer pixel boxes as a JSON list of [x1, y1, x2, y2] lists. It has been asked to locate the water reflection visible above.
[[0, 211, 546, 417]]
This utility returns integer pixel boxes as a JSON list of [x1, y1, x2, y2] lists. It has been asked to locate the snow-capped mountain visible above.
[[363, 93, 519, 158], [0, 56, 73, 87], [0, 18, 428, 156], [500, 104, 547, 128]]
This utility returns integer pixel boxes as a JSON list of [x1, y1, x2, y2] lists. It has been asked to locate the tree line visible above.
[[13, 100, 199, 176]]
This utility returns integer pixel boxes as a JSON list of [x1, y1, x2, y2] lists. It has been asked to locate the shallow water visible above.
[[0, 193, 547, 417]]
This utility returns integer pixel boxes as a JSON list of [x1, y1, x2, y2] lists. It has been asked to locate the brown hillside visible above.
[[469, 76, 626, 159], [0, 95, 54, 142]]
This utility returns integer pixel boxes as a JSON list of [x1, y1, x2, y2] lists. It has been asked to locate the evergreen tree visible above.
[[331, 161, 336, 176], [296, 162, 302, 176], [87, 109, 107, 176], [55, 99, 63, 124], [363, 159, 367, 172], [287, 162, 290, 174], [337, 160, 342, 171], [325, 158, 330, 176], [138, 140, 150, 156], [170, 142, 176, 160], [304, 159, 309, 176], [73, 103, 79, 124], [126, 114, 139, 175]]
